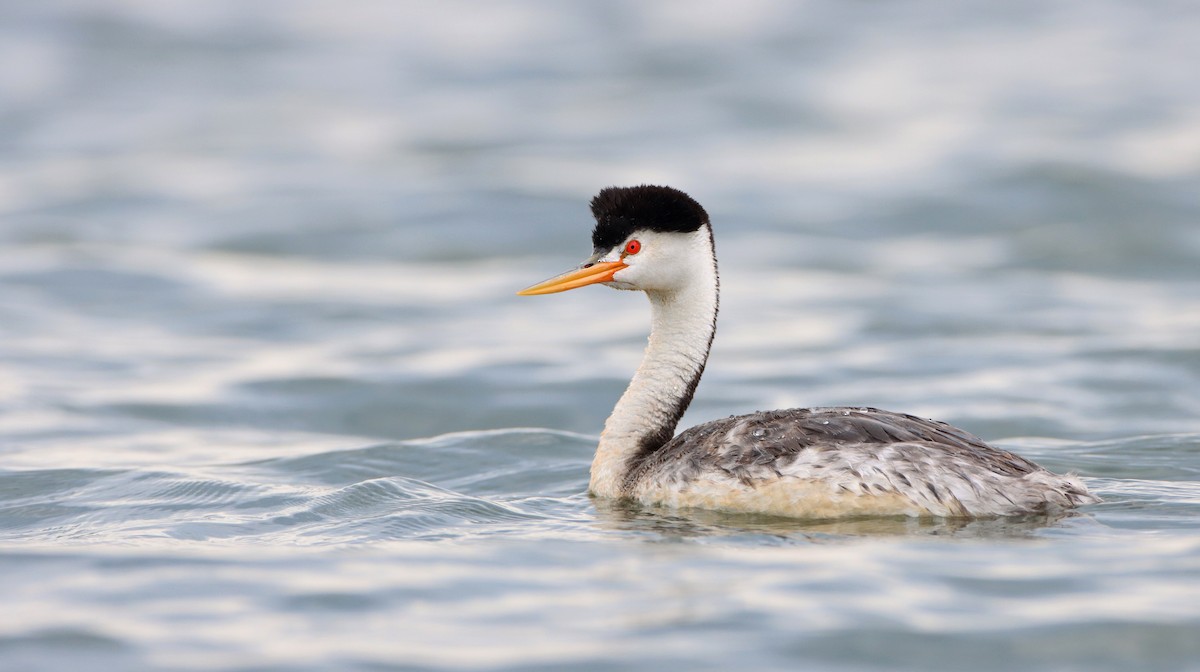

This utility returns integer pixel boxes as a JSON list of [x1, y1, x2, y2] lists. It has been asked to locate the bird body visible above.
[[625, 407, 1092, 518], [519, 185, 1097, 519]]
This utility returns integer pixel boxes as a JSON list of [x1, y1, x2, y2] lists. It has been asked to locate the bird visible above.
[[518, 185, 1097, 519]]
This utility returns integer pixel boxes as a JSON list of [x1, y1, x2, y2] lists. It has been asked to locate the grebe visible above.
[[518, 185, 1097, 518]]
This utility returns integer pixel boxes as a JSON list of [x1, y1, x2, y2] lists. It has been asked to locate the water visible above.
[[2, 1, 1200, 670]]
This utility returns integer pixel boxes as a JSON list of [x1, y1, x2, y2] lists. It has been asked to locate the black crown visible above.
[[589, 185, 709, 252]]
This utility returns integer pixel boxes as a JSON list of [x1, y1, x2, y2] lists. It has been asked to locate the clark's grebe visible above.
[[519, 185, 1096, 518]]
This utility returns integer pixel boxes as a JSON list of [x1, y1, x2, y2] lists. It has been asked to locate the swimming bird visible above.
[[518, 185, 1097, 519]]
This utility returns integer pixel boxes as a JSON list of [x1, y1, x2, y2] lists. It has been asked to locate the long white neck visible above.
[[589, 232, 719, 498]]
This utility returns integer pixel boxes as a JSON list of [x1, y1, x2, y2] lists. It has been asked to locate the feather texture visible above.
[[624, 407, 1097, 518]]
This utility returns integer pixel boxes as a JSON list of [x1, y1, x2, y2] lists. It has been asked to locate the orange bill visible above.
[[517, 260, 627, 296]]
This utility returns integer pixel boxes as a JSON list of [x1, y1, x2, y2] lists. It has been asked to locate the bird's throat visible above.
[[589, 252, 719, 498]]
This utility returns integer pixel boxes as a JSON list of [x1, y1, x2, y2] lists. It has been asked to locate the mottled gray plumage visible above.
[[624, 407, 1096, 516]]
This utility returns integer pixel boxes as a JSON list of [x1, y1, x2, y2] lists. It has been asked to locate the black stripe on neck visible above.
[[619, 224, 719, 494]]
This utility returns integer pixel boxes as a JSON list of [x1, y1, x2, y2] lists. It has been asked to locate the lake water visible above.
[[2, 1, 1200, 670]]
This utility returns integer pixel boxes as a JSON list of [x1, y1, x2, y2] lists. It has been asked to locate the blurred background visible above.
[[2, 3, 1200, 670], [3, 0, 1197, 450]]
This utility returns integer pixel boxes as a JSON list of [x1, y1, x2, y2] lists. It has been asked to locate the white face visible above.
[[599, 227, 713, 293]]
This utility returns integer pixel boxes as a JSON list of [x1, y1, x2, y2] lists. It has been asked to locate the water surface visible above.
[[2, 1, 1200, 671]]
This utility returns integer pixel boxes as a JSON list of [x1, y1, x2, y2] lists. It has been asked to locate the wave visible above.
[[3, 430, 1198, 548]]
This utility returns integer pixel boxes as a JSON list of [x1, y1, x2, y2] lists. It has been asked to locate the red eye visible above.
[[624, 239, 641, 255]]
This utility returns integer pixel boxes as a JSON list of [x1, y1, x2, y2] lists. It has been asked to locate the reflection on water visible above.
[[592, 492, 1086, 541]]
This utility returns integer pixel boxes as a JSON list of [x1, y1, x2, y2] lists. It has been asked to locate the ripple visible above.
[[248, 428, 595, 495], [6, 427, 1200, 547], [0, 429, 593, 547], [2, 1, 1200, 669]]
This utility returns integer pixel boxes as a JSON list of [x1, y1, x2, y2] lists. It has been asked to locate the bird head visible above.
[[518, 185, 711, 296]]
